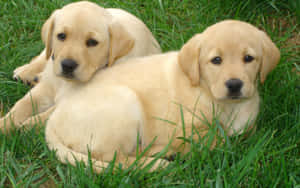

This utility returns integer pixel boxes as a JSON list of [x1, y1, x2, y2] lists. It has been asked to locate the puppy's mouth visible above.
[[227, 92, 242, 100], [214, 93, 246, 102], [59, 72, 78, 81], [62, 72, 74, 78], [224, 94, 250, 103], [214, 92, 246, 102]]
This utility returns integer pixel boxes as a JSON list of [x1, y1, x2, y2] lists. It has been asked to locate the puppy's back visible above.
[[107, 8, 161, 61]]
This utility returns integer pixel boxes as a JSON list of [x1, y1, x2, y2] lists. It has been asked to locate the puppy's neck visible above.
[[215, 91, 260, 136]]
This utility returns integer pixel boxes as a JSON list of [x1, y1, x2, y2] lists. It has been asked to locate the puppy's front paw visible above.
[[13, 64, 40, 86], [148, 158, 170, 171]]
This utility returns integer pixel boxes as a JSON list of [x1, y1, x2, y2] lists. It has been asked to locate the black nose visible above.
[[61, 59, 78, 74], [225, 79, 243, 94]]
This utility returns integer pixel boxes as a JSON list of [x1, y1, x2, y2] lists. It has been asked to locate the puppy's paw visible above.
[[13, 64, 40, 86], [148, 158, 170, 171]]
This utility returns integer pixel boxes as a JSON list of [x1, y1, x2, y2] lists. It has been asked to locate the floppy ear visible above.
[[41, 11, 58, 59], [178, 34, 202, 86], [108, 20, 135, 67], [259, 31, 280, 83]]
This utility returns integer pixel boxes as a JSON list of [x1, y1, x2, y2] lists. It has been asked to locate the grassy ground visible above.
[[0, 0, 299, 187]]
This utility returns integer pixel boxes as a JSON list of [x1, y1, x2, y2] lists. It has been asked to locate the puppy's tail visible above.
[[45, 126, 109, 173]]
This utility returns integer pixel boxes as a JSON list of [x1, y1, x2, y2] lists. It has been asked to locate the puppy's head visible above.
[[42, 1, 134, 82], [178, 20, 280, 101]]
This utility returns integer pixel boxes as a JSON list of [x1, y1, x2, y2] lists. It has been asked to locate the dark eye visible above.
[[86, 39, 98, 47], [244, 55, 254, 63], [211, 56, 222, 65], [57, 33, 66, 41]]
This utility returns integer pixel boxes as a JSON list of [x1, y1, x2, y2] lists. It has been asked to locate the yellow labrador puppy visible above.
[[0, 1, 161, 132], [46, 20, 280, 172]]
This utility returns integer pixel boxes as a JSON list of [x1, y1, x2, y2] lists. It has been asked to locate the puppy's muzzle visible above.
[[61, 59, 78, 77], [225, 78, 243, 99]]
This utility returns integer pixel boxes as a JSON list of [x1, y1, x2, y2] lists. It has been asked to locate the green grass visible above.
[[0, 0, 299, 187]]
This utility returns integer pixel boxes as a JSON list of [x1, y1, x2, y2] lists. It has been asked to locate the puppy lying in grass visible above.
[[0, 1, 161, 132], [46, 20, 280, 172]]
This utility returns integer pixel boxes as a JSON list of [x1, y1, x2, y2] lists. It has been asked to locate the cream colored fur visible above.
[[46, 20, 280, 172], [0, 1, 161, 132]]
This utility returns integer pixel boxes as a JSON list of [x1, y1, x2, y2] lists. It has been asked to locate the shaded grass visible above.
[[0, 0, 299, 187]]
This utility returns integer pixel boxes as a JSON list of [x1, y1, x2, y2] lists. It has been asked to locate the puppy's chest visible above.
[[54, 81, 80, 103], [218, 97, 260, 136]]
